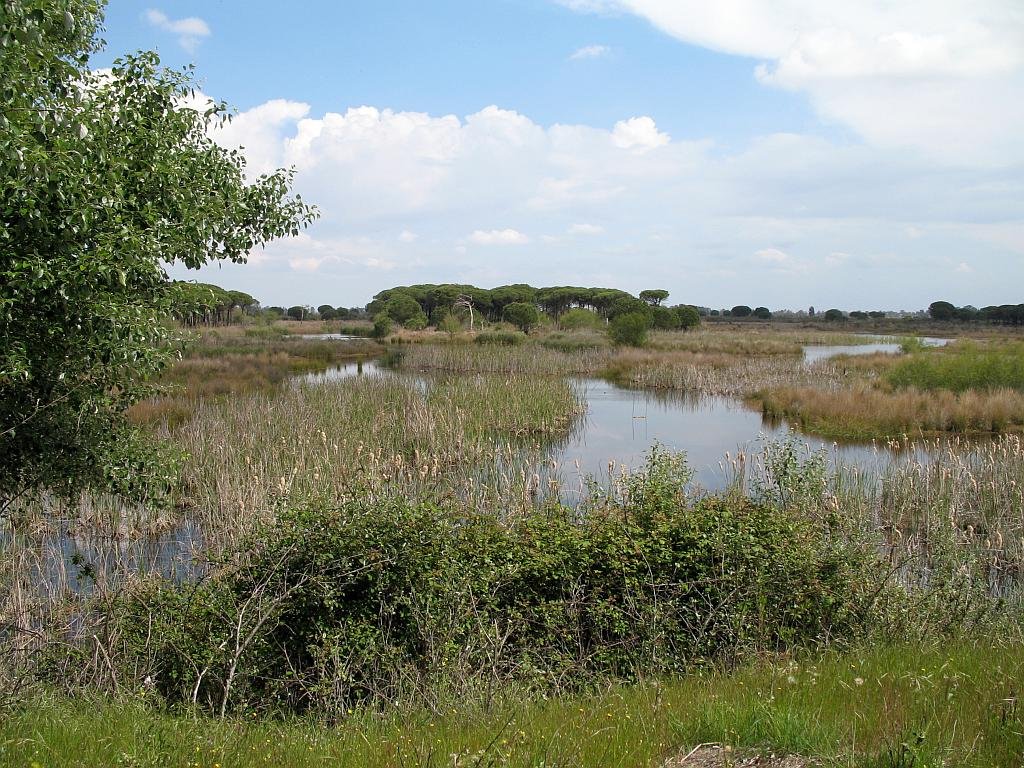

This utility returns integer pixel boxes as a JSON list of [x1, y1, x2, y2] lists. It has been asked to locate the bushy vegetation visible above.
[[70, 450, 867, 716]]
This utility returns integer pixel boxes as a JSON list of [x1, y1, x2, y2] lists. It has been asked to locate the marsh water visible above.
[[303, 336, 950, 492]]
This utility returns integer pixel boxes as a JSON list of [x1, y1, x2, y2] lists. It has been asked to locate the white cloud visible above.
[[611, 116, 670, 151], [468, 228, 531, 245], [754, 247, 789, 263], [568, 223, 605, 235], [955, 261, 973, 273], [570, 44, 611, 60], [560, 1, 1024, 163], [398, 230, 418, 243], [144, 9, 211, 53], [179, 97, 1024, 309]]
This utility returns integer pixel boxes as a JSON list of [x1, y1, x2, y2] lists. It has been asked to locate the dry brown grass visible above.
[[757, 382, 1024, 439]]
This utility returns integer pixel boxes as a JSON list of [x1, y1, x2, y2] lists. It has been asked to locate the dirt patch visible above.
[[664, 744, 813, 767]]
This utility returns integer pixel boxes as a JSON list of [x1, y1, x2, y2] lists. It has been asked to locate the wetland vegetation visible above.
[[3, 5, 1024, 764]]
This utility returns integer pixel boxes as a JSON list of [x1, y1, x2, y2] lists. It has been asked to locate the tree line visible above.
[[364, 283, 701, 337], [929, 301, 1024, 325]]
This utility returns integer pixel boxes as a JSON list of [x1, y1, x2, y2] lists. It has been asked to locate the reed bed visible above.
[[396, 342, 613, 376], [758, 383, 1024, 440], [612, 354, 843, 397], [733, 433, 1024, 618], [173, 373, 584, 549]]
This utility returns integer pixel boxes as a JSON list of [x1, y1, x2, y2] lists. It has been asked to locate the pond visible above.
[[303, 337, 951, 492]]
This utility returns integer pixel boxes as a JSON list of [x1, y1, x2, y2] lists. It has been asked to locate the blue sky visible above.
[[96, 1, 1023, 310]]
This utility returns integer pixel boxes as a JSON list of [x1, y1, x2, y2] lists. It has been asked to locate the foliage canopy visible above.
[[0, 0, 316, 503]]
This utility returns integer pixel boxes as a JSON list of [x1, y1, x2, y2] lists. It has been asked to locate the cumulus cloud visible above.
[[611, 116, 670, 150], [176, 97, 1024, 309], [468, 229, 531, 245], [144, 9, 211, 53], [570, 44, 611, 60], [560, 1, 1024, 163]]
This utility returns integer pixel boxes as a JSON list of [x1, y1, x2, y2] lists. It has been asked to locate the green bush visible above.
[[474, 331, 525, 346], [114, 450, 867, 716], [609, 312, 650, 346], [559, 308, 602, 331], [370, 314, 392, 339]]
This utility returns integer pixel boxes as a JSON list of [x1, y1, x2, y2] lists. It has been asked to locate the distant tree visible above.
[[265, 306, 286, 318], [731, 305, 752, 318], [928, 301, 957, 321], [385, 293, 423, 325], [639, 289, 670, 306], [650, 305, 680, 330], [404, 311, 428, 330], [609, 312, 650, 346], [868, 311, 886, 319], [849, 311, 868, 320], [674, 305, 701, 331], [503, 302, 540, 334], [317, 304, 337, 320], [753, 307, 772, 320], [824, 308, 845, 321], [229, 290, 259, 319], [287, 305, 308, 321], [710, 309, 721, 317], [808, 306, 816, 317], [334, 307, 351, 320], [608, 296, 651, 320]]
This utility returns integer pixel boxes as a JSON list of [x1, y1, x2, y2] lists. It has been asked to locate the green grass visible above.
[[889, 340, 1024, 393], [3, 641, 1021, 767]]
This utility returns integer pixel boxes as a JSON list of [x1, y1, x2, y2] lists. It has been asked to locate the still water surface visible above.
[[304, 337, 950, 491]]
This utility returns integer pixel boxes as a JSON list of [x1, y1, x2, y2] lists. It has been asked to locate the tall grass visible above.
[[757, 383, 1024, 439], [889, 340, 1024, 392], [172, 373, 584, 547]]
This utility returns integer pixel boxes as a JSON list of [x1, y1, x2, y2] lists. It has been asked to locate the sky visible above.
[[95, 1, 1024, 311]]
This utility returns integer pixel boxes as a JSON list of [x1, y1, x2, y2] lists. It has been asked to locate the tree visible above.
[[650, 305, 680, 330], [753, 307, 772, 320], [384, 293, 422, 325], [317, 304, 337, 320], [928, 301, 956, 321], [639, 289, 670, 306], [503, 302, 540, 334], [823, 309, 845, 321], [287, 306, 308, 321], [609, 312, 650, 346], [674, 305, 701, 330], [0, 1, 316, 504], [731, 305, 752, 318]]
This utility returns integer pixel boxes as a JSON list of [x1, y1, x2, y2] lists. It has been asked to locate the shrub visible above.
[[114, 450, 867, 716], [370, 314, 392, 339], [609, 312, 650, 346], [559, 308, 602, 331]]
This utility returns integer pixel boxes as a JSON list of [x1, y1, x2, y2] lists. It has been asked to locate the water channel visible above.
[[303, 336, 950, 492]]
